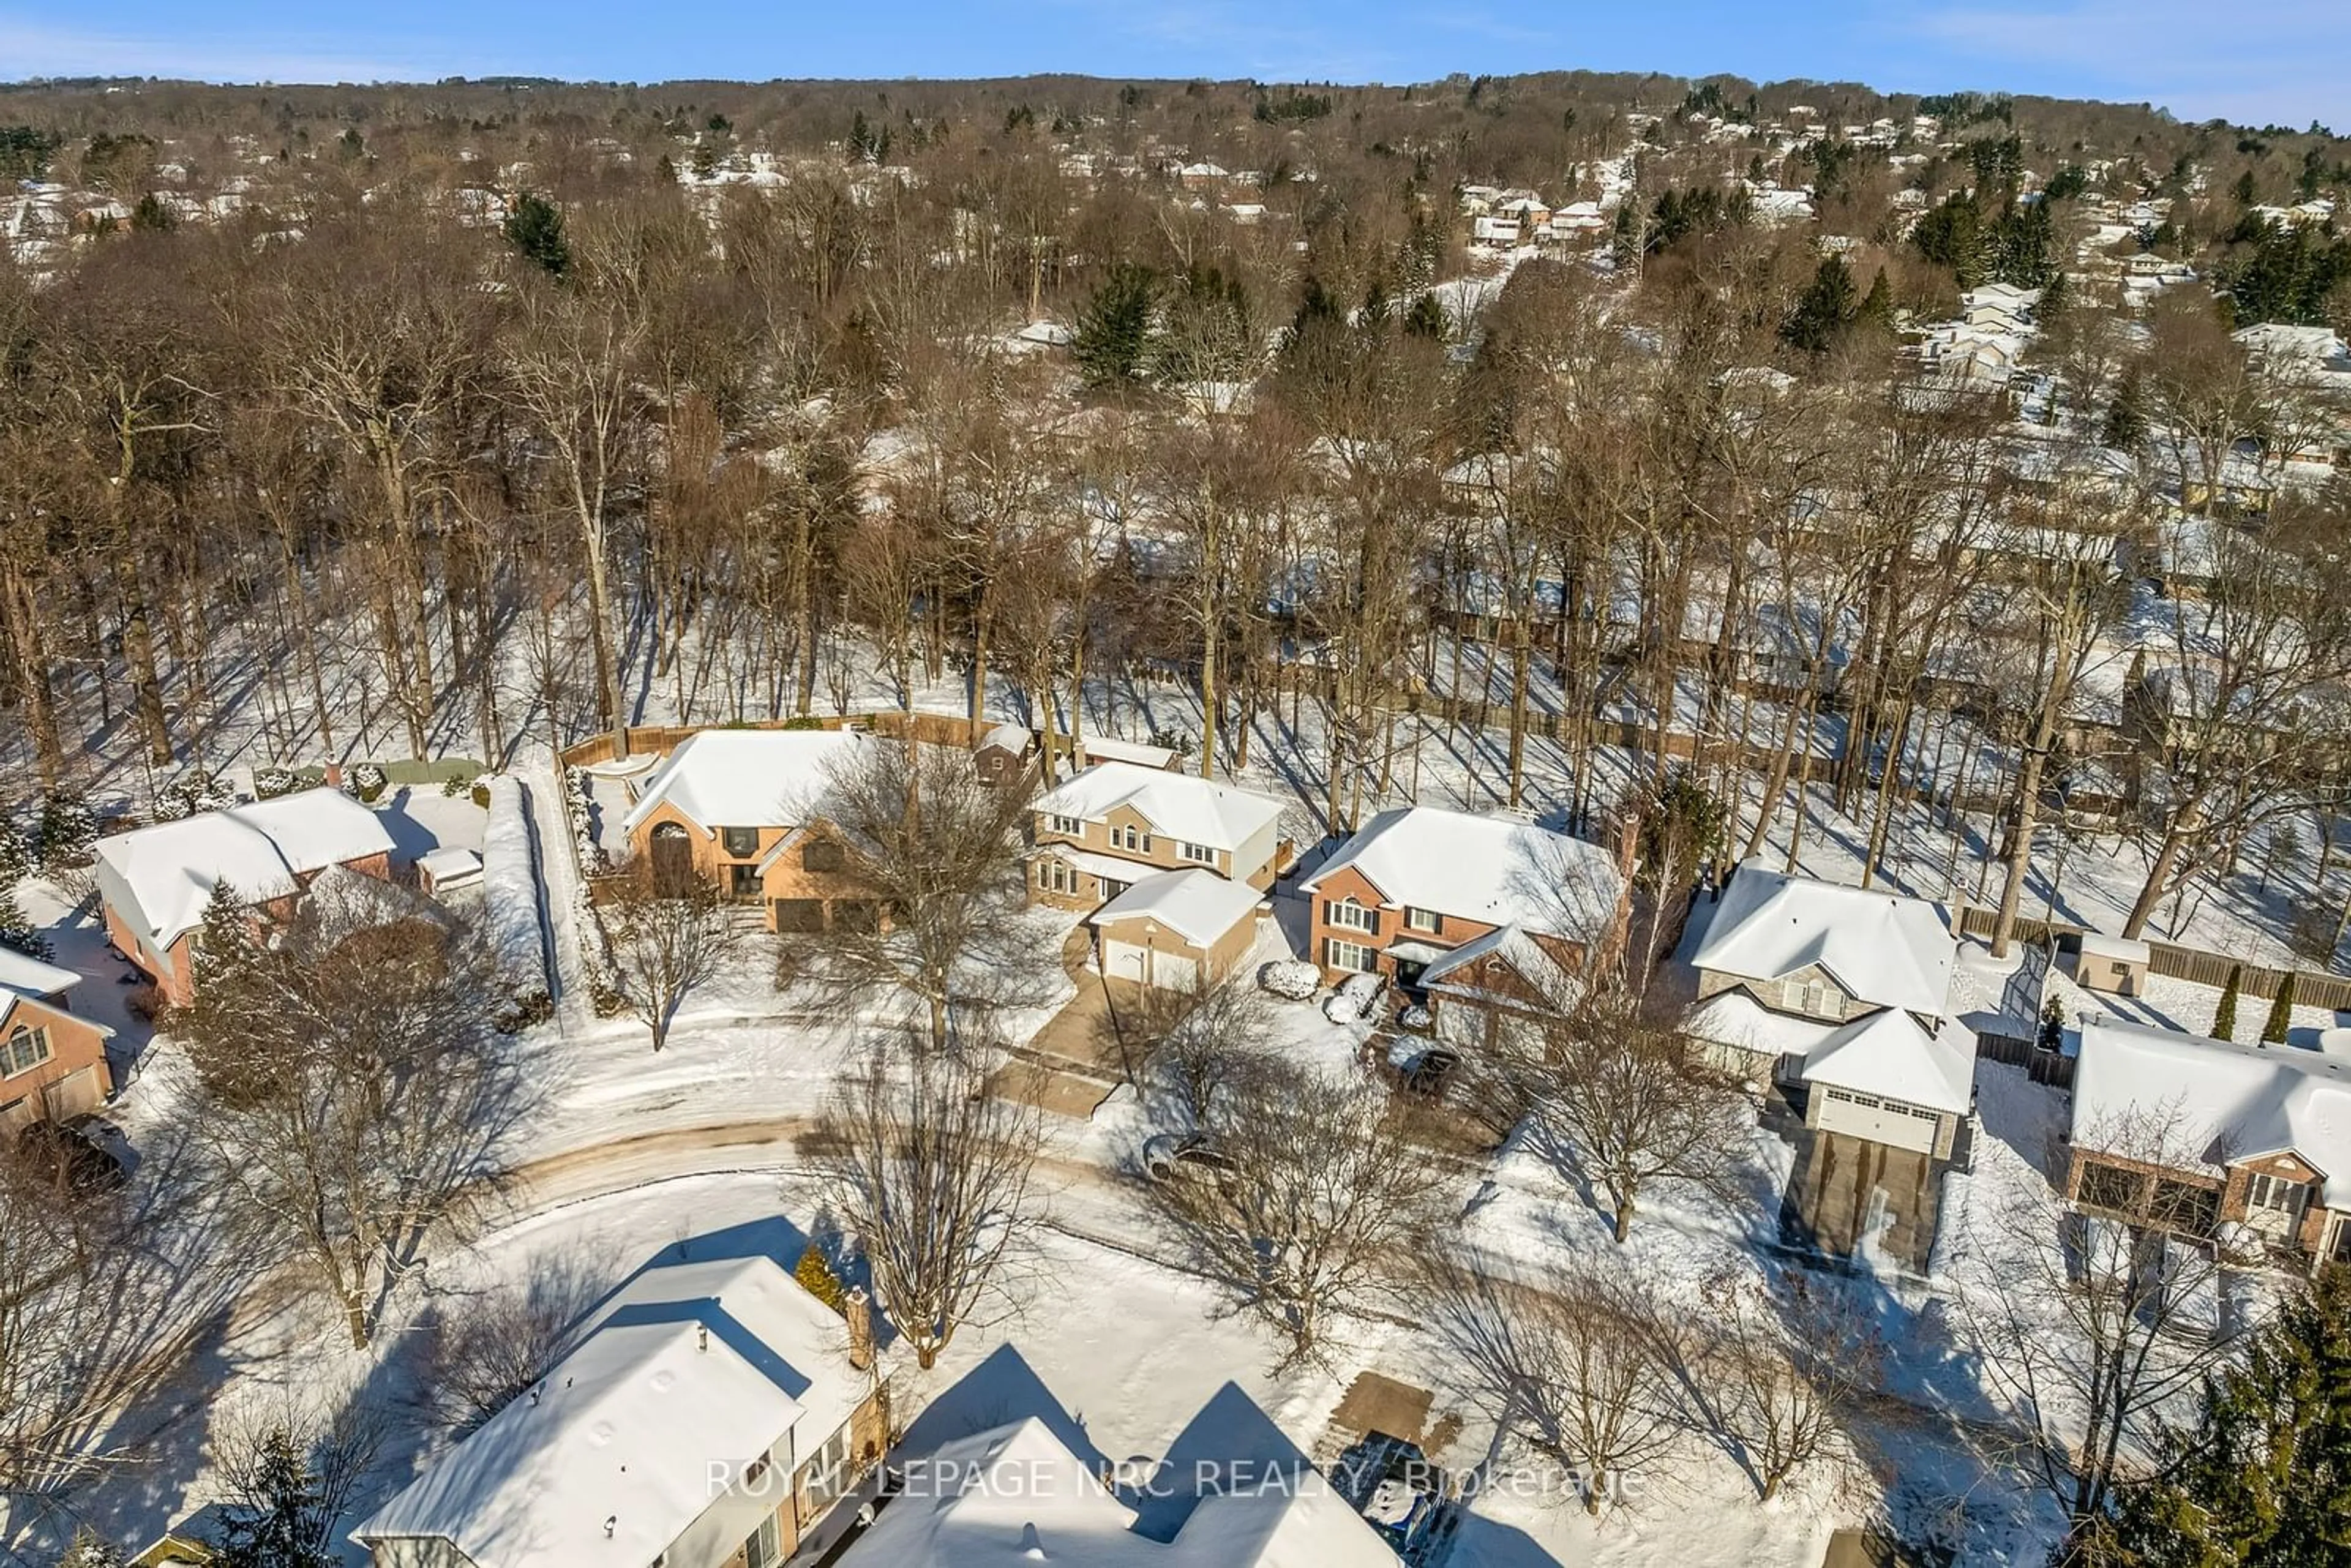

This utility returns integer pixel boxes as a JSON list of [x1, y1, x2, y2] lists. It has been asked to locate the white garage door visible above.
[[1101, 939, 1196, 989], [1814, 1087, 1941, 1155]]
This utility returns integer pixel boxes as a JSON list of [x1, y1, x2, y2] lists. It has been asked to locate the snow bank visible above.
[[481, 776, 553, 1031]]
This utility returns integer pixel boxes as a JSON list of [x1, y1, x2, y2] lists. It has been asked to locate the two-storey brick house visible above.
[[619, 729, 883, 934], [0, 946, 114, 1134], [1296, 806, 1629, 1038]]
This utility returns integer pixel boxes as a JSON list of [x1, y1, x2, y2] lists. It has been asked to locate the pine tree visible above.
[[35, 791, 94, 872], [1403, 292, 1449, 340], [0, 890, 53, 962], [212, 1425, 333, 1568], [795, 1243, 847, 1313], [0, 821, 27, 885], [2090, 1266, 2351, 1564], [56, 1528, 126, 1568], [503, 192, 570, 279], [2263, 972, 2298, 1045], [1856, 268, 1894, 332], [2213, 964, 2242, 1041], [1070, 263, 1156, 387], [1780, 255, 1859, 353]]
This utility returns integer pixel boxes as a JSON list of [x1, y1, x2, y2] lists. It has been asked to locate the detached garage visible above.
[[1088, 869, 1265, 991]]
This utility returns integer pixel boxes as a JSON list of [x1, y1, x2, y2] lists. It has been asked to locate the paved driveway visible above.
[[1780, 1128, 1943, 1272]]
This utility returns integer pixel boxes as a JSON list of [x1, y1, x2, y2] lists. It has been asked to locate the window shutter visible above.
[[1365, 908, 1382, 937]]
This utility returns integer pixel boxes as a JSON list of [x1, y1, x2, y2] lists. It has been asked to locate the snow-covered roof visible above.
[[979, 721, 1033, 755], [1088, 869, 1263, 947], [0, 944, 80, 1001], [94, 788, 397, 951], [1692, 861, 1953, 1016], [2074, 1018, 2351, 1207], [1033, 762, 1284, 853], [1075, 735, 1177, 770], [1420, 921, 1584, 1013], [418, 847, 485, 887], [1684, 990, 1974, 1114], [618, 729, 871, 836], [838, 1415, 1394, 1567], [353, 1254, 865, 1568], [1300, 806, 1622, 945]]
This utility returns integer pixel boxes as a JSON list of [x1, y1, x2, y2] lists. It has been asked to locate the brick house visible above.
[[1026, 762, 1287, 912], [0, 946, 114, 1134], [2068, 1016, 2351, 1269], [354, 1251, 890, 1568], [1295, 806, 1629, 1038], [618, 729, 883, 934], [94, 789, 399, 1007]]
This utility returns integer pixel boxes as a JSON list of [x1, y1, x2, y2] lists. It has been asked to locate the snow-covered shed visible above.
[[353, 1253, 885, 1568]]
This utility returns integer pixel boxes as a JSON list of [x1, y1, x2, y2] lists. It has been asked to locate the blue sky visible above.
[[3, 1, 2345, 133]]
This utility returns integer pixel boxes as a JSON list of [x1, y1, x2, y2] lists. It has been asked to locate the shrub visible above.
[[794, 1244, 847, 1313], [0, 822, 25, 884], [124, 983, 163, 1022], [0, 890, 53, 961], [442, 774, 471, 797], [471, 782, 493, 810], [352, 763, 389, 804], [252, 765, 298, 800], [781, 715, 827, 731], [1258, 959, 1321, 1001]]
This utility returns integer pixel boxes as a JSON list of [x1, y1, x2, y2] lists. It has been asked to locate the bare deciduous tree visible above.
[[404, 1255, 605, 1436], [601, 858, 740, 1052], [1427, 1251, 1681, 1517], [1950, 1106, 2254, 1529], [809, 1030, 1046, 1370], [181, 877, 530, 1348], [1139, 1059, 1449, 1362]]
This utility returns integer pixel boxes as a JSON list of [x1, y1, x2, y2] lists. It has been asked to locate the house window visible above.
[[721, 826, 759, 858], [2, 1027, 50, 1078], [800, 1423, 853, 1512], [1791, 978, 1837, 1017], [2248, 1172, 2309, 1219], [802, 840, 845, 874], [1046, 813, 1085, 837], [1179, 842, 1216, 865], [2075, 1158, 2145, 1215], [1326, 899, 1379, 934], [1404, 907, 1444, 934], [1038, 861, 1078, 896], [742, 1514, 781, 1568], [728, 864, 762, 899], [1325, 938, 1378, 973], [2153, 1179, 2221, 1237], [1112, 824, 1153, 854]]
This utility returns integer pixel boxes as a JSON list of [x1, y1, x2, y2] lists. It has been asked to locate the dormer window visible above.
[[1047, 813, 1084, 836]]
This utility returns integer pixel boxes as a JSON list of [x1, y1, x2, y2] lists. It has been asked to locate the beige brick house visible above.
[[1026, 761, 1286, 910]]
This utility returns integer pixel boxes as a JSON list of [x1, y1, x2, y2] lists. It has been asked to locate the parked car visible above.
[[17, 1117, 130, 1194], [1322, 972, 1386, 1024], [1141, 1131, 1235, 1182]]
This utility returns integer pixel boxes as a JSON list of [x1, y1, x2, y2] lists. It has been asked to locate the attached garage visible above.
[[1087, 869, 1265, 992], [1812, 1086, 1944, 1155]]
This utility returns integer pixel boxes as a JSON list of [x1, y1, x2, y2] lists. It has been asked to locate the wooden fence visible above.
[[559, 710, 985, 770], [1952, 904, 2351, 1016], [1975, 1030, 2077, 1088]]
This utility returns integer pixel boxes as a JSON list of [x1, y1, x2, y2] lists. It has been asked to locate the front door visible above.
[[650, 823, 694, 895]]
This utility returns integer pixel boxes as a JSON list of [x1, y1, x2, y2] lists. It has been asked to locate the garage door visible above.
[[1814, 1087, 1941, 1155], [1101, 940, 1195, 990]]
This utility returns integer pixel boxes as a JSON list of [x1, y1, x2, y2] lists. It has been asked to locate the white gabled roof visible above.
[[1299, 806, 1621, 944], [354, 1254, 863, 1568], [1032, 762, 1284, 853], [838, 1413, 1393, 1567], [1692, 860, 1953, 1016], [1088, 869, 1263, 947], [1684, 990, 1974, 1115], [0, 944, 81, 1002], [95, 788, 397, 951], [2074, 1018, 2351, 1208], [1076, 735, 1179, 770], [618, 729, 870, 836]]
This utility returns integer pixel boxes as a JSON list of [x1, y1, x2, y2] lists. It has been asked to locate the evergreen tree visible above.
[[0, 890, 52, 962], [1856, 268, 1895, 332], [2263, 972, 2298, 1045], [1069, 263, 1156, 387], [2213, 964, 2242, 1041], [2102, 370, 2148, 450], [502, 192, 570, 279], [1781, 255, 1860, 353], [795, 1243, 847, 1312], [212, 1425, 334, 1568], [35, 791, 94, 872], [130, 192, 176, 232], [2088, 1266, 2351, 1565], [0, 820, 27, 884], [1403, 291, 1449, 340], [56, 1528, 125, 1568]]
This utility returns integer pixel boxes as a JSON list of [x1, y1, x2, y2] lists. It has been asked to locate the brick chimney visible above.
[[844, 1287, 874, 1371]]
